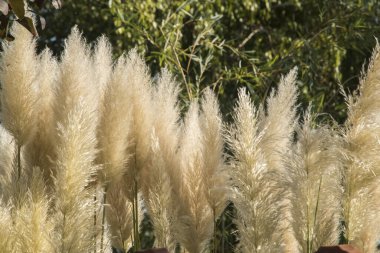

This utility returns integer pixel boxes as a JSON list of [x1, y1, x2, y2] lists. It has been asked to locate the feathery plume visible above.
[[142, 69, 181, 252], [260, 68, 299, 253], [260, 67, 298, 172], [98, 56, 132, 185], [342, 40, 380, 253], [0, 23, 38, 147], [97, 55, 133, 251], [106, 176, 137, 251], [24, 49, 58, 188], [122, 49, 154, 200], [54, 26, 97, 127], [175, 102, 214, 253], [92, 35, 113, 94], [286, 111, 342, 253], [14, 168, 54, 253], [52, 102, 98, 253], [200, 88, 228, 217], [227, 88, 283, 253], [51, 28, 101, 252]]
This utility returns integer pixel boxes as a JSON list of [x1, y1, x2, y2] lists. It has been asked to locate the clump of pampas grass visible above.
[[2, 22, 380, 253]]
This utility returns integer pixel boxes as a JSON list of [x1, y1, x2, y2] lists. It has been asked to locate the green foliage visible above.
[[106, 0, 380, 122]]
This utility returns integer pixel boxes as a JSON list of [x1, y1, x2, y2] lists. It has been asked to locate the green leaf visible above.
[[9, 0, 26, 18], [17, 16, 38, 36], [0, 0, 9, 16]]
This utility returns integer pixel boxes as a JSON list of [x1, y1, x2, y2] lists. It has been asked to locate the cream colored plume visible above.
[[227, 88, 284, 253], [261, 68, 299, 253], [199, 88, 228, 218], [122, 49, 154, 201], [0, 23, 38, 146], [286, 112, 342, 253], [176, 102, 214, 253], [54, 26, 97, 128], [98, 56, 132, 184], [106, 177, 134, 250], [342, 40, 380, 253], [52, 101, 98, 253], [259, 67, 298, 173], [52, 32, 99, 252], [24, 49, 58, 187], [142, 69, 181, 252]]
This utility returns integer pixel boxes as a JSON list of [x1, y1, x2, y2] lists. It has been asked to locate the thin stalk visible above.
[[311, 176, 323, 252], [93, 189, 97, 253], [132, 196, 137, 252], [307, 182, 310, 253], [17, 144, 21, 180], [213, 209, 217, 253], [134, 178, 140, 250], [100, 184, 108, 252], [221, 213, 225, 253]]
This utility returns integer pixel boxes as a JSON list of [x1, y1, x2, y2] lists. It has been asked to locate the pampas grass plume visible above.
[[342, 40, 380, 253], [0, 23, 38, 146], [286, 111, 342, 253], [142, 69, 181, 251], [227, 88, 283, 253], [199, 88, 228, 219]]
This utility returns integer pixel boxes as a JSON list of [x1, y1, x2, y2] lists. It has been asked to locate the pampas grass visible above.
[[24, 49, 58, 190], [0, 24, 38, 186], [1, 23, 380, 253], [0, 24, 38, 147], [97, 55, 132, 251], [341, 40, 380, 253], [227, 88, 284, 253], [52, 27, 101, 253], [142, 69, 181, 252], [285, 111, 342, 253], [52, 102, 98, 253], [176, 101, 214, 253]]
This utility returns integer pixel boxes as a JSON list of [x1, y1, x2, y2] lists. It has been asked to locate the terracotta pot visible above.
[[315, 244, 362, 253], [135, 248, 169, 253]]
